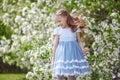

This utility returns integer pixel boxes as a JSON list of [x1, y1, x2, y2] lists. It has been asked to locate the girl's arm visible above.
[[51, 35, 59, 65], [76, 32, 89, 54], [76, 32, 84, 50]]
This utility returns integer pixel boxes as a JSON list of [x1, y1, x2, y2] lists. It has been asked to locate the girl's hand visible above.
[[82, 47, 90, 55]]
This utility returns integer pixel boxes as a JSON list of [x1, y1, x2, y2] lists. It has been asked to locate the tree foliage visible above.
[[0, 0, 120, 80]]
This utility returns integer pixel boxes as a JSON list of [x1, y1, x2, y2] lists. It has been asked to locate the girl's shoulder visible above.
[[53, 26, 61, 35], [76, 27, 81, 32], [55, 26, 61, 30], [54, 26, 61, 32]]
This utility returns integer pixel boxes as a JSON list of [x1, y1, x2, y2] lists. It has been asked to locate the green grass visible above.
[[0, 73, 27, 80]]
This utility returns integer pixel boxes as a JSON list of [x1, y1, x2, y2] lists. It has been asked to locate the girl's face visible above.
[[55, 15, 68, 28]]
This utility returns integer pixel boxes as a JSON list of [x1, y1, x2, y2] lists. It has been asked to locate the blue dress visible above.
[[52, 26, 91, 77]]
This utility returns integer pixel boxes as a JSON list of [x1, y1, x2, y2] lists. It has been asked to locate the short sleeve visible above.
[[53, 27, 59, 35], [76, 28, 81, 32]]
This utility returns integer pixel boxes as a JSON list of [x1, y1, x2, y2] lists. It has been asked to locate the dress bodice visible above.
[[53, 26, 81, 41]]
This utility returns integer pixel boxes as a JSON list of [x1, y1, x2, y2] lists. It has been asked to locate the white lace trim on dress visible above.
[[54, 59, 87, 64], [52, 71, 91, 77], [53, 65, 89, 69]]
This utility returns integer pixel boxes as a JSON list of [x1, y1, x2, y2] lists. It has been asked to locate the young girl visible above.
[[51, 9, 91, 80]]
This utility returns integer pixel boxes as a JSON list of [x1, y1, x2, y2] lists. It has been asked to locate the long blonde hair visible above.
[[55, 9, 86, 33]]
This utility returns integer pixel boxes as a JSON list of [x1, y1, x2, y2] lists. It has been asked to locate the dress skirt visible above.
[[52, 40, 91, 77]]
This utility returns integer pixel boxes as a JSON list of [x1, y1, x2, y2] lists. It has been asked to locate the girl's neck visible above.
[[62, 24, 69, 28]]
